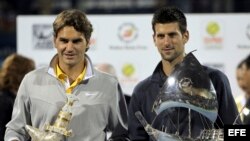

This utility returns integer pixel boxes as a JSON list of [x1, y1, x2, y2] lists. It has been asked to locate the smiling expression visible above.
[[54, 26, 88, 69], [153, 22, 189, 63]]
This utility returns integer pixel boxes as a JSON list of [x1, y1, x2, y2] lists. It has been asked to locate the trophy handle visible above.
[[25, 125, 64, 141]]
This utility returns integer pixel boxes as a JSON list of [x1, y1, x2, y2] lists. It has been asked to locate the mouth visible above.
[[163, 48, 173, 51], [162, 47, 174, 54], [64, 54, 75, 59]]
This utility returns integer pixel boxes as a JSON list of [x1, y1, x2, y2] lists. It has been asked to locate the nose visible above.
[[66, 41, 74, 50], [163, 36, 171, 46]]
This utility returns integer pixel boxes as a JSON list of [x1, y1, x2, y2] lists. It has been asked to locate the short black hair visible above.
[[238, 54, 250, 69], [152, 6, 187, 34]]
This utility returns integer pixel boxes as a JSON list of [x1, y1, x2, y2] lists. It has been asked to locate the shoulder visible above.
[[202, 66, 229, 83], [20, 67, 53, 84], [132, 76, 156, 100], [202, 65, 233, 99], [24, 67, 48, 77], [93, 69, 118, 85], [135, 76, 152, 89]]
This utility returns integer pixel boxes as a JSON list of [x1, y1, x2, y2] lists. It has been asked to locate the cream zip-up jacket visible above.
[[5, 54, 129, 141]]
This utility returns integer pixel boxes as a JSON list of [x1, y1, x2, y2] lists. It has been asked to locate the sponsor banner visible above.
[[17, 14, 250, 96]]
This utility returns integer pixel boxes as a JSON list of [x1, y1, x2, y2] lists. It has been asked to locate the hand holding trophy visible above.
[[25, 95, 78, 141]]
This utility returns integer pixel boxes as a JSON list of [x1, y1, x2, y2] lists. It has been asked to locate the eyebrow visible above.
[[59, 37, 83, 42], [156, 31, 178, 36]]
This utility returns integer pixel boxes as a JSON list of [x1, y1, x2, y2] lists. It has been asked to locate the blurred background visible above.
[[0, 0, 250, 63]]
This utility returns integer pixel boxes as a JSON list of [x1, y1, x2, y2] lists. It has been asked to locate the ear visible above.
[[152, 33, 156, 44], [85, 41, 90, 52], [85, 47, 89, 52], [53, 36, 57, 48], [183, 30, 189, 43]]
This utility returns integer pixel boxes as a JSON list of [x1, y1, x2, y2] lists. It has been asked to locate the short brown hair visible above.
[[53, 9, 93, 44]]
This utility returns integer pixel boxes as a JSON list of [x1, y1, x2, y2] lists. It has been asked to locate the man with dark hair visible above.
[[236, 56, 250, 124], [128, 6, 241, 140]]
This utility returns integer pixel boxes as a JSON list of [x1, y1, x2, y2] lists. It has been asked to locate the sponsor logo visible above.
[[32, 24, 53, 49], [118, 23, 138, 43], [224, 125, 249, 140], [203, 21, 223, 49], [122, 63, 135, 77]]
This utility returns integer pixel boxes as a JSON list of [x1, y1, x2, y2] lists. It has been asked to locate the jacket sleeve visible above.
[[208, 69, 242, 127], [4, 75, 31, 141], [108, 82, 130, 141], [128, 86, 149, 141]]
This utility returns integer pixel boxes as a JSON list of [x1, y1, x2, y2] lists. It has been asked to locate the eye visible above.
[[59, 38, 68, 43], [72, 39, 83, 44], [168, 32, 177, 38], [157, 34, 165, 39]]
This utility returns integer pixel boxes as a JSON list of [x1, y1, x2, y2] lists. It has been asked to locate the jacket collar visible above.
[[47, 54, 94, 81], [151, 61, 167, 87]]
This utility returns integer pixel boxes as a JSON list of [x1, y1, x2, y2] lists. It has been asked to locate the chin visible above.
[[63, 60, 75, 66]]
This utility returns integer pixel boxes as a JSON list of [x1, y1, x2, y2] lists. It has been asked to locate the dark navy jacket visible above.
[[128, 62, 241, 140]]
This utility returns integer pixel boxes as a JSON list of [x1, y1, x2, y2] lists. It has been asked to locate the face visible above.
[[237, 64, 250, 96], [54, 26, 88, 68], [153, 23, 189, 63]]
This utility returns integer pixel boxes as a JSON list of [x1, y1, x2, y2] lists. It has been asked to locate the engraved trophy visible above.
[[25, 95, 78, 141], [135, 53, 224, 141]]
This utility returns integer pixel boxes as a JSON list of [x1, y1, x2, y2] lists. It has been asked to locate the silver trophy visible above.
[[135, 111, 223, 141], [135, 53, 224, 141], [25, 95, 78, 141]]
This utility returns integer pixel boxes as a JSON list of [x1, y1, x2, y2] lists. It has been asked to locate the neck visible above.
[[162, 54, 184, 76], [59, 60, 85, 82]]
